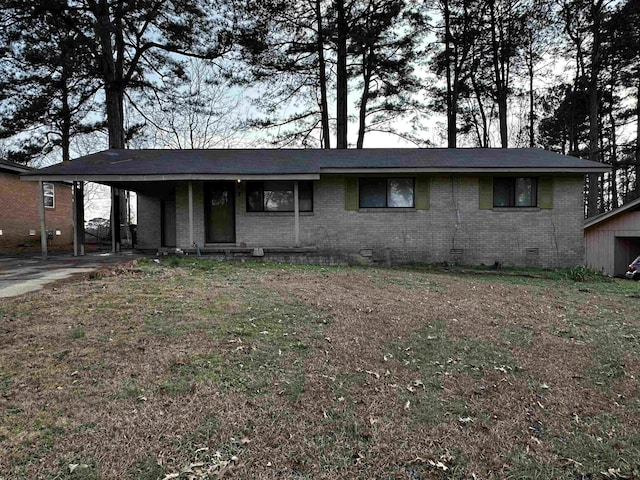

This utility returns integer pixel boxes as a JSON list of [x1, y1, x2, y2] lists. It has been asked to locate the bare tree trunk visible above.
[[609, 82, 618, 209], [490, 0, 508, 148], [316, 0, 330, 149], [587, 0, 604, 217], [636, 81, 640, 183], [356, 49, 373, 149], [336, 0, 348, 149], [470, 61, 489, 147], [527, 37, 535, 148], [60, 69, 71, 162], [444, 0, 456, 148]]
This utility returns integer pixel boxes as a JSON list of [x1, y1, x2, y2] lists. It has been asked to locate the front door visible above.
[[205, 182, 235, 243]]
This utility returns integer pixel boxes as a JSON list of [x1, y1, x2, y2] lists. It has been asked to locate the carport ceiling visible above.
[[100, 180, 177, 199]]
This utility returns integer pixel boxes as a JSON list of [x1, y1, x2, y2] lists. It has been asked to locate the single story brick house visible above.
[[0, 159, 73, 249], [584, 196, 640, 276], [23, 148, 608, 266]]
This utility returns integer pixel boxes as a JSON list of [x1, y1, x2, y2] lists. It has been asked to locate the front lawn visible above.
[[1, 259, 639, 479]]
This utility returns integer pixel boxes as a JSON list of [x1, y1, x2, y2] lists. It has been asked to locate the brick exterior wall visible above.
[[138, 175, 585, 267], [0, 171, 73, 248]]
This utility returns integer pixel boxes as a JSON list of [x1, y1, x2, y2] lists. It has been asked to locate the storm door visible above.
[[205, 182, 235, 243]]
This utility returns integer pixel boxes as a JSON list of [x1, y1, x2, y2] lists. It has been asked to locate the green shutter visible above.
[[415, 175, 431, 209], [479, 177, 493, 209], [344, 177, 358, 210], [539, 177, 554, 209]]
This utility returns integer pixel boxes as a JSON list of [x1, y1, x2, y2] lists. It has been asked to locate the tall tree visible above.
[[349, 0, 423, 148], [238, 0, 423, 148], [517, 0, 558, 148], [560, 0, 613, 215], [486, 0, 524, 148], [430, 0, 480, 147], [138, 59, 245, 149], [0, 0, 102, 163], [238, 0, 333, 147], [609, 0, 640, 192], [336, 0, 349, 148]]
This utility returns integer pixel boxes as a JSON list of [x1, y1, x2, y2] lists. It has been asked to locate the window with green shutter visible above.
[[415, 175, 430, 210], [479, 176, 552, 209], [493, 177, 538, 207], [479, 177, 493, 209], [538, 177, 554, 209], [344, 177, 359, 210]]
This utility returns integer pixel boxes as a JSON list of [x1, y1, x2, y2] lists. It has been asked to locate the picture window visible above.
[[493, 177, 537, 208], [246, 181, 313, 212], [359, 177, 415, 208]]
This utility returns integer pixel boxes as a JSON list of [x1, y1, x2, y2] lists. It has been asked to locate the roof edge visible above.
[[21, 173, 321, 182], [320, 167, 610, 174], [584, 196, 640, 229]]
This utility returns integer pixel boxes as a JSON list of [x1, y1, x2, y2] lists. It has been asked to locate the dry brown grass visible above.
[[1, 259, 639, 479]]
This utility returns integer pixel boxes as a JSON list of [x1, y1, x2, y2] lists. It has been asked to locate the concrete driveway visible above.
[[0, 250, 145, 299]]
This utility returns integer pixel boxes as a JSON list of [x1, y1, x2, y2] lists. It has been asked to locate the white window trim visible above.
[[43, 182, 55, 209]]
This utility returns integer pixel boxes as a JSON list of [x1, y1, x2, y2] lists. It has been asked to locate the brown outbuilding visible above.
[[584, 196, 640, 276]]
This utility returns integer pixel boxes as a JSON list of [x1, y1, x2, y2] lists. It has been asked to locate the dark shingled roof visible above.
[[0, 159, 33, 174], [22, 148, 610, 180]]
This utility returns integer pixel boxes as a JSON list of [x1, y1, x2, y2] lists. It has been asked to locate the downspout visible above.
[[39, 181, 48, 259], [111, 187, 117, 253], [188, 181, 194, 248], [294, 181, 300, 247]]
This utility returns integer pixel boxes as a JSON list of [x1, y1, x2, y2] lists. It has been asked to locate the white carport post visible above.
[[188, 181, 194, 247], [294, 180, 300, 247], [38, 180, 47, 259], [73, 183, 77, 257]]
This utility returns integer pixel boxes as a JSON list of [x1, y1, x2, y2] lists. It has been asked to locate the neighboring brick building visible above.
[[0, 160, 73, 249], [23, 149, 609, 267]]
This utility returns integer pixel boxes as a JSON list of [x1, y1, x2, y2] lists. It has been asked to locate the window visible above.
[[43, 182, 55, 208], [359, 177, 415, 208], [246, 181, 313, 212], [493, 177, 538, 207]]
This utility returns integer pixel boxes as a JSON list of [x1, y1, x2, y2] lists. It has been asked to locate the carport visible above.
[[584, 196, 640, 276]]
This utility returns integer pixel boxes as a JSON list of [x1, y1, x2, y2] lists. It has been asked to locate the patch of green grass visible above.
[[550, 301, 639, 389], [500, 325, 534, 348], [6, 411, 70, 470], [53, 457, 100, 480], [167, 352, 245, 390], [127, 455, 166, 480], [112, 377, 145, 400], [154, 284, 329, 396], [281, 369, 306, 401], [382, 448, 469, 479], [399, 320, 518, 377], [53, 349, 71, 361], [68, 324, 85, 340], [551, 414, 640, 478], [215, 290, 329, 343], [394, 319, 517, 425], [169, 415, 248, 477], [144, 313, 187, 337], [192, 288, 330, 396], [295, 407, 371, 474], [0, 372, 14, 391], [504, 449, 563, 479]]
